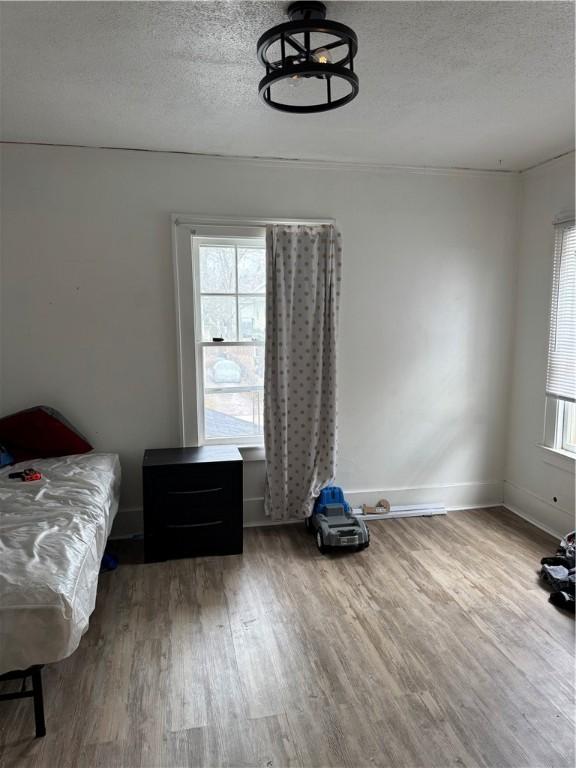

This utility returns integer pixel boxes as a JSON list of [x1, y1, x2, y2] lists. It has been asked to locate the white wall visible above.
[[504, 154, 575, 537], [0, 144, 519, 535]]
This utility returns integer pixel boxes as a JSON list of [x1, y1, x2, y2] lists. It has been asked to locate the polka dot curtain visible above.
[[264, 224, 342, 520]]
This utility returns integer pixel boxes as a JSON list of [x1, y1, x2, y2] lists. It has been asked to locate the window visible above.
[[195, 237, 266, 442], [544, 219, 576, 456], [173, 218, 266, 446]]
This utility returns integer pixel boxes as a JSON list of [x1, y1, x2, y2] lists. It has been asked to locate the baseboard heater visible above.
[[351, 503, 446, 521]]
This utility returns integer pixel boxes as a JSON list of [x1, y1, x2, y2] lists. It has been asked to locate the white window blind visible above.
[[546, 220, 576, 402]]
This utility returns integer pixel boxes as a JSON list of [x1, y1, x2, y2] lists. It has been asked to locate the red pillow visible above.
[[0, 406, 93, 463]]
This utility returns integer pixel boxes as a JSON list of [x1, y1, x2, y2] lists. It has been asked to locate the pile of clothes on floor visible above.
[[540, 531, 575, 612]]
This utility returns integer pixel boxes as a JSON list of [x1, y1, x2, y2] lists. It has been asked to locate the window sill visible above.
[[537, 443, 575, 474], [201, 442, 265, 461], [238, 446, 265, 462]]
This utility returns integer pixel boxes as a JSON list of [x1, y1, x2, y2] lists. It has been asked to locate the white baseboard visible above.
[[345, 481, 503, 510], [503, 502, 562, 540], [447, 502, 502, 512], [243, 481, 503, 527], [110, 481, 506, 539], [243, 517, 300, 528], [503, 480, 574, 539]]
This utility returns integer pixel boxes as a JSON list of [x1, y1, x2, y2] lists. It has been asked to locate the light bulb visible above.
[[312, 48, 332, 65]]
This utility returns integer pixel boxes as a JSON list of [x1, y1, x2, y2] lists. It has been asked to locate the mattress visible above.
[[0, 452, 120, 674]]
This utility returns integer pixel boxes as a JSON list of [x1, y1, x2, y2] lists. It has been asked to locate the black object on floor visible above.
[[540, 564, 575, 592], [549, 590, 575, 612], [539, 530, 576, 612], [541, 554, 574, 569], [101, 551, 119, 571]]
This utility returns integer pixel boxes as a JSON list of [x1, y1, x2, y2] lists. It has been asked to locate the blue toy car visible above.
[[306, 486, 370, 554]]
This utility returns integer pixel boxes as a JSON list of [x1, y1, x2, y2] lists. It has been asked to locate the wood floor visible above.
[[0, 507, 574, 768]]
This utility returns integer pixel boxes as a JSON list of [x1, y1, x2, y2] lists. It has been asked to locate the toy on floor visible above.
[[100, 551, 119, 572], [361, 498, 391, 515], [306, 486, 370, 554]]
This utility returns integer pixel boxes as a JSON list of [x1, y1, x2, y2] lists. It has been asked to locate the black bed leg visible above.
[[31, 666, 46, 738]]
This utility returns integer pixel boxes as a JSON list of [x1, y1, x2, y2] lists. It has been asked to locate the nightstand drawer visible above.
[[147, 466, 234, 495], [157, 521, 243, 560], [154, 484, 228, 518], [160, 494, 239, 528]]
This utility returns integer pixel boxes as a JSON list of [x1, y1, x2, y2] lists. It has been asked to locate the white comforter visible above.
[[0, 453, 120, 673]]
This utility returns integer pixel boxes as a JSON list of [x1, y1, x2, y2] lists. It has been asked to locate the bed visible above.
[[0, 452, 120, 734]]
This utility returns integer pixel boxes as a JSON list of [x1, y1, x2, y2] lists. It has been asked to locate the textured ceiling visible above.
[[0, 1, 574, 170]]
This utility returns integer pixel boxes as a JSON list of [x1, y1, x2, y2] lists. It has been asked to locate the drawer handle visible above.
[[165, 520, 223, 529], [167, 487, 222, 496]]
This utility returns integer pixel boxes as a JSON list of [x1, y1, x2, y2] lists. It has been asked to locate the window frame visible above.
[[172, 214, 334, 447], [561, 401, 576, 454], [543, 398, 576, 464], [542, 214, 576, 461]]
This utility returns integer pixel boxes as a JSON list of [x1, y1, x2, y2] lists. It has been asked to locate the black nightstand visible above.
[[143, 446, 243, 562]]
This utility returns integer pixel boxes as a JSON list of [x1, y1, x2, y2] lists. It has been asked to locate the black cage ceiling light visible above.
[[257, 1, 358, 113]]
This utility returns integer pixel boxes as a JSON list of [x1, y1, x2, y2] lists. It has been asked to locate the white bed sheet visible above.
[[0, 452, 120, 673]]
